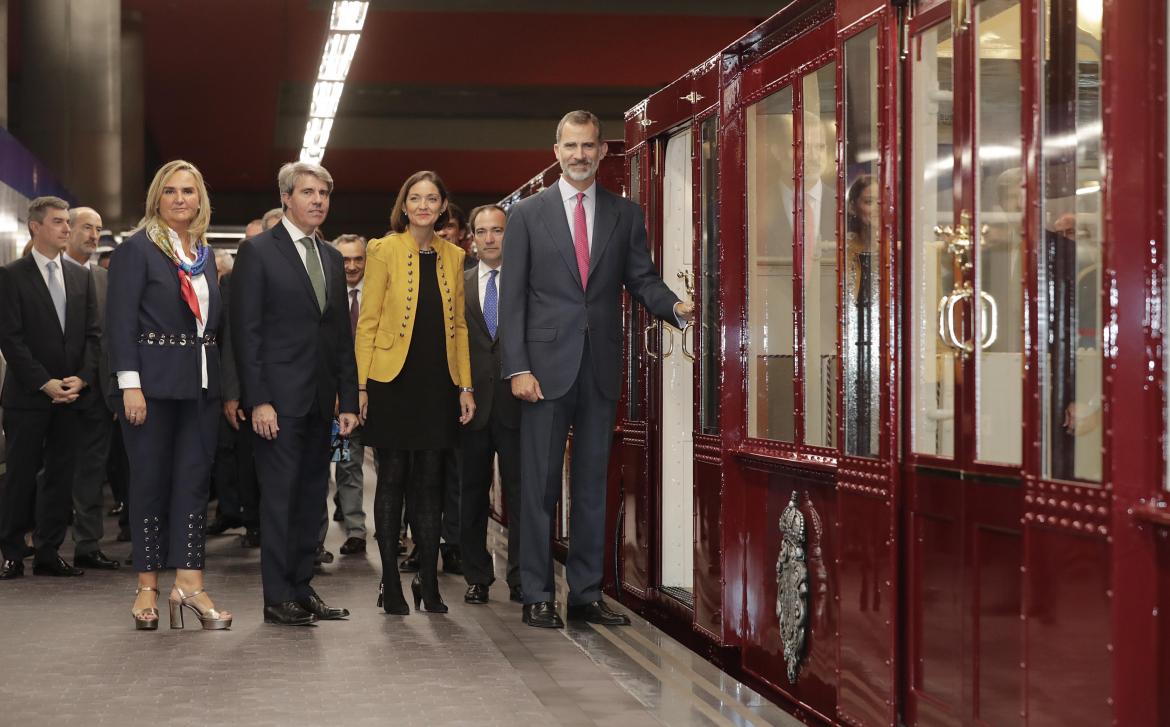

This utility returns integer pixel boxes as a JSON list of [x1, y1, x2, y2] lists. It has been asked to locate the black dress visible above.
[[364, 250, 459, 451]]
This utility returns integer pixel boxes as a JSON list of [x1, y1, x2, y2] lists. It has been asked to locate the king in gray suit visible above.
[[501, 110, 694, 628]]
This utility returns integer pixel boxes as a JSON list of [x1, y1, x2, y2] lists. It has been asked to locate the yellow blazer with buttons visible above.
[[354, 231, 472, 388]]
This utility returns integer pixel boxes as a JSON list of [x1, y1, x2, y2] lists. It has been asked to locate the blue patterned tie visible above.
[[484, 269, 499, 339]]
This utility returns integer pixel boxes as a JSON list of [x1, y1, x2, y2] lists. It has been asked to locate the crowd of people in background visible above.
[[0, 109, 692, 631]]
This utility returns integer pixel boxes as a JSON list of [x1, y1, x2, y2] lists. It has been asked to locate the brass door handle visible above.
[[661, 326, 675, 358], [680, 321, 695, 361], [978, 290, 999, 350], [643, 323, 658, 360]]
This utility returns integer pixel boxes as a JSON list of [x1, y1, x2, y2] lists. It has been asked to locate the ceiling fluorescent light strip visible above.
[[299, 1, 369, 164]]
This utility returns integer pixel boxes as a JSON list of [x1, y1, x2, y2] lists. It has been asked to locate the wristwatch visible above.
[[459, 386, 474, 393]]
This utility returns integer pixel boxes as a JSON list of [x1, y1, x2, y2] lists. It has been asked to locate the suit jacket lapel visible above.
[[271, 223, 322, 313], [62, 262, 86, 335], [538, 185, 584, 290], [21, 257, 64, 336], [589, 188, 619, 279], [465, 268, 489, 339]]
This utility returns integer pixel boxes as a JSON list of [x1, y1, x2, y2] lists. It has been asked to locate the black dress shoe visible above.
[[522, 601, 564, 629], [106, 502, 125, 517], [115, 526, 131, 542], [32, 555, 84, 577], [441, 547, 463, 575], [339, 536, 366, 555], [207, 515, 243, 535], [313, 545, 334, 565], [566, 600, 631, 626], [509, 585, 523, 603], [464, 584, 489, 604], [0, 560, 24, 579], [74, 550, 121, 570], [398, 547, 420, 573], [240, 527, 261, 548], [298, 590, 349, 620], [263, 601, 318, 626]]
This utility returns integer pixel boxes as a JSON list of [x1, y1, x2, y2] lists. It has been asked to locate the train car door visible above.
[[904, 0, 1110, 724]]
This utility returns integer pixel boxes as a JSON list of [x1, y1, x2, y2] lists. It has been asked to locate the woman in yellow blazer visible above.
[[355, 170, 474, 615]]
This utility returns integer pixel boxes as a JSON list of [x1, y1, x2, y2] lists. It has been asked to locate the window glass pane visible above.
[[802, 63, 839, 449], [843, 27, 881, 458], [626, 153, 644, 421], [1041, 0, 1102, 482], [699, 115, 722, 435], [747, 85, 796, 441], [910, 23, 956, 458], [975, 0, 1024, 465]]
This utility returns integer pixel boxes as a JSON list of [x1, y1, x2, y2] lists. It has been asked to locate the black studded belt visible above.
[[137, 332, 217, 347]]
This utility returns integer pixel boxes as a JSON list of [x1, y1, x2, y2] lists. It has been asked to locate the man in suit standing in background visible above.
[[62, 206, 120, 570], [232, 162, 359, 625], [0, 197, 100, 579], [460, 204, 522, 605], [501, 110, 693, 628]]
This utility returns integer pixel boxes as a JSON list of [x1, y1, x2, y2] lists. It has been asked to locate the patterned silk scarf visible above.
[[146, 221, 209, 322]]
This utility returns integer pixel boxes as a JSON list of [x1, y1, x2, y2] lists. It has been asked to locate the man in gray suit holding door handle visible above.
[[501, 110, 694, 628]]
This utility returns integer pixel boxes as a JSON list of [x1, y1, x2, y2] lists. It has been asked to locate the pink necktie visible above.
[[573, 192, 589, 289]]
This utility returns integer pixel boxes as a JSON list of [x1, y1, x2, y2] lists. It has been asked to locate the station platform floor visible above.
[[0, 454, 801, 727]]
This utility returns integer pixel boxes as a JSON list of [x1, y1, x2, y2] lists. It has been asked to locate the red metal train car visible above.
[[502, 0, 1168, 722]]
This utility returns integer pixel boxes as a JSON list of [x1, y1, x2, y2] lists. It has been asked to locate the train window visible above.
[[843, 26, 881, 458], [1039, 0, 1103, 483], [746, 85, 796, 442], [910, 22, 956, 459], [699, 114, 721, 435], [974, 0, 1024, 465], [627, 152, 644, 421], [802, 63, 840, 449]]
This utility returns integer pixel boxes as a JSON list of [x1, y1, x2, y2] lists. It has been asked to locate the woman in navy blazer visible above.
[[107, 160, 231, 631]]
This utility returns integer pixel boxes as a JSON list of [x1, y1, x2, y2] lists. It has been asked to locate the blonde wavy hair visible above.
[[138, 160, 212, 244]]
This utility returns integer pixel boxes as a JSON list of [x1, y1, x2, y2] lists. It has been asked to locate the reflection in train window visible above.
[[910, 22, 956, 458], [975, 0, 1024, 466], [747, 85, 795, 441], [626, 153, 644, 421], [699, 115, 721, 435], [802, 63, 839, 449], [1040, 0, 1102, 483], [843, 27, 881, 458]]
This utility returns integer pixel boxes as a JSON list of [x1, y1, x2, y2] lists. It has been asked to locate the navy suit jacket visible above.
[[105, 229, 222, 401], [230, 222, 358, 418], [465, 265, 520, 431], [500, 183, 680, 401], [0, 252, 100, 410]]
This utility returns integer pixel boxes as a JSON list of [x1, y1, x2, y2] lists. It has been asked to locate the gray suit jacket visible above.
[[500, 182, 680, 401], [87, 264, 114, 410]]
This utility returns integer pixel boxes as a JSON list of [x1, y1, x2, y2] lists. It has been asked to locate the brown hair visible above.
[[468, 204, 507, 231], [389, 171, 450, 234]]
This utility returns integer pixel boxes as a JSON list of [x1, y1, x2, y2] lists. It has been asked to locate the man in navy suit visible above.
[[231, 162, 359, 625], [501, 110, 693, 628], [0, 197, 100, 579]]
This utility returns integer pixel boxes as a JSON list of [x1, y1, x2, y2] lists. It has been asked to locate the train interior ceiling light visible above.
[[299, 1, 369, 165]]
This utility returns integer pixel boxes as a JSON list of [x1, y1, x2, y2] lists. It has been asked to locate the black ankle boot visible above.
[[411, 574, 447, 614], [375, 536, 409, 615]]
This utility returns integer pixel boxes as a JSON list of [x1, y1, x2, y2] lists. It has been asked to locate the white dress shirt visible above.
[[282, 216, 326, 283], [30, 247, 66, 291], [117, 229, 210, 390], [347, 278, 364, 305], [558, 176, 596, 251], [477, 261, 501, 313]]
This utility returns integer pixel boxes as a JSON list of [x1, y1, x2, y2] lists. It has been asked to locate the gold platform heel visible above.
[[132, 586, 160, 630], [169, 586, 233, 630]]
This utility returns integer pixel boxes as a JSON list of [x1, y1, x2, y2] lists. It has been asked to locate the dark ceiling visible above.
[[20, 1, 775, 235]]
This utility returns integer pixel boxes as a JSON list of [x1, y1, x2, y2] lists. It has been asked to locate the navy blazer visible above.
[[230, 222, 358, 418], [500, 183, 680, 401], [105, 229, 222, 401], [0, 253, 100, 410]]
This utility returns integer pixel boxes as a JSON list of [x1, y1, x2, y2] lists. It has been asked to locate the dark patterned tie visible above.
[[484, 269, 499, 339], [349, 288, 359, 335]]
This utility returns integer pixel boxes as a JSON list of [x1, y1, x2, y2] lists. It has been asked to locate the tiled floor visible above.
[[0, 455, 802, 727]]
